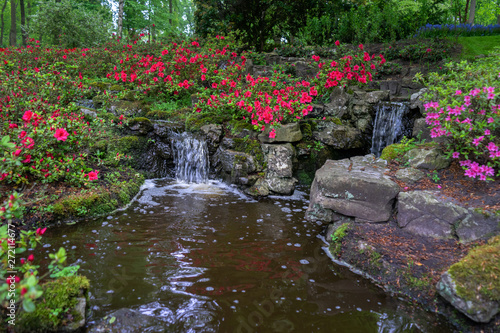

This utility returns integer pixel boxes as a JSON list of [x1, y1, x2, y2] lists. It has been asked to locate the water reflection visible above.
[[42, 179, 451, 332]]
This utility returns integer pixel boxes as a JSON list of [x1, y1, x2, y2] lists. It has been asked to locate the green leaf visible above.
[[109, 316, 116, 324], [23, 299, 36, 312]]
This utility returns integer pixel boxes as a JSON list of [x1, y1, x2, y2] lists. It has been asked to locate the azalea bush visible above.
[[418, 52, 500, 180]]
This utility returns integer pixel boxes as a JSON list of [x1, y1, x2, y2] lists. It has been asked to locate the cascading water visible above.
[[171, 132, 209, 183], [370, 102, 412, 157]]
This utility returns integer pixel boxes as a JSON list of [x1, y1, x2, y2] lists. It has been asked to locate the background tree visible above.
[[9, 0, 15, 45], [0, 0, 7, 46], [118, 0, 124, 38]]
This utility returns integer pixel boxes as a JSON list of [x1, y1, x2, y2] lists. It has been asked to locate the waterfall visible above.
[[171, 132, 209, 183], [370, 102, 412, 157]]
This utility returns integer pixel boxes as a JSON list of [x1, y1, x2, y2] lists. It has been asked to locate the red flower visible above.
[[21, 287, 28, 296], [119, 115, 124, 120], [22, 111, 33, 123], [21, 258, 25, 264], [54, 128, 69, 141], [36, 227, 47, 236], [335, 40, 340, 46], [27, 254, 34, 262], [88, 171, 98, 181], [358, 44, 364, 50]]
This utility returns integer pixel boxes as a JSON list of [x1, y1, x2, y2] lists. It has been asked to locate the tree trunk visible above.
[[9, 0, 16, 46], [20, 0, 26, 45], [0, 0, 7, 46], [463, 0, 470, 23], [117, 0, 124, 38], [497, 11, 500, 25], [169, 0, 172, 25], [467, 0, 476, 24]]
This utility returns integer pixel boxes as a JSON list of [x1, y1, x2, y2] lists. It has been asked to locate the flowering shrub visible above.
[[424, 86, 499, 180]]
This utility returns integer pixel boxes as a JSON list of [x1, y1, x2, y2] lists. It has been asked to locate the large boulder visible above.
[[436, 236, 500, 323], [397, 191, 500, 241], [395, 167, 425, 184], [306, 155, 400, 223], [406, 147, 450, 170], [258, 123, 303, 143], [312, 121, 364, 150], [323, 86, 351, 118]]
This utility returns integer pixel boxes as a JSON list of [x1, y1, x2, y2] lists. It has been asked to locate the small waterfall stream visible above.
[[171, 132, 210, 183], [370, 102, 412, 157]]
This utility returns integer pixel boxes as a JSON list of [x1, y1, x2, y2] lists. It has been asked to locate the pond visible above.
[[41, 178, 453, 332]]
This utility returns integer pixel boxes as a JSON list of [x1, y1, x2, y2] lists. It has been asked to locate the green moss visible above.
[[17, 276, 89, 332], [146, 110, 170, 120], [90, 81, 109, 90], [53, 173, 145, 219], [323, 117, 342, 126], [330, 222, 350, 256], [232, 138, 264, 170], [448, 235, 500, 302], [98, 112, 118, 122], [128, 117, 152, 127], [110, 84, 124, 92], [380, 143, 404, 161], [300, 123, 312, 139], [228, 119, 255, 136], [185, 112, 232, 132]]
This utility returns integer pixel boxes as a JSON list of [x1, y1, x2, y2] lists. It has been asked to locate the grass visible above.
[[450, 35, 500, 59]]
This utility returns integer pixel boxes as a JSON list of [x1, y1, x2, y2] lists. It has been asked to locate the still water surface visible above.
[[42, 178, 452, 332]]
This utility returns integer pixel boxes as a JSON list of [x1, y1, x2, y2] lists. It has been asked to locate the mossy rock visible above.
[[448, 235, 500, 302], [122, 90, 136, 101], [185, 112, 232, 132], [300, 123, 312, 139], [89, 81, 109, 90], [110, 84, 125, 92], [17, 276, 90, 332], [127, 117, 153, 134], [146, 110, 171, 120], [380, 143, 405, 161], [324, 116, 342, 126], [228, 119, 256, 137], [98, 112, 118, 122], [232, 138, 264, 169]]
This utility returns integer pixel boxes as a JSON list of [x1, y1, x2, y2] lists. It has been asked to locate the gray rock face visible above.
[[312, 121, 364, 149], [395, 168, 425, 184], [437, 272, 500, 323], [406, 148, 450, 170], [245, 177, 270, 197], [398, 191, 500, 241], [89, 308, 165, 333], [366, 91, 390, 104], [410, 88, 428, 115], [263, 143, 297, 195], [200, 124, 223, 154], [397, 191, 467, 238], [306, 155, 399, 223], [258, 123, 303, 143], [411, 118, 432, 142], [324, 86, 351, 118], [60, 297, 86, 332]]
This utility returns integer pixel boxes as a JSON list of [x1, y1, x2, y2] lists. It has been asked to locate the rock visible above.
[[410, 88, 428, 115], [398, 190, 500, 241], [245, 177, 270, 197], [406, 148, 450, 170], [258, 123, 303, 143], [455, 210, 500, 243], [312, 121, 364, 149], [324, 86, 350, 118], [89, 308, 165, 333], [306, 155, 399, 223], [81, 108, 97, 118], [109, 100, 144, 116], [127, 117, 153, 135], [379, 80, 401, 96], [395, 168, 425, 184], [366, 91, 390, 104], [217, 149, 257, 175], [263, 143, 297, 195], [411, 118, 432, 141], [265, 177, 297, 195], [200, 124, 223, 154], [437, 237, 500, 323], [59, 297, 86, 332], [263, 144, 294, 178], [397, 191, 467, 238]]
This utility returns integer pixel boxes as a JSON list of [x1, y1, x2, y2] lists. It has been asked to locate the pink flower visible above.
[[36, 227, 47, 235], [484, 129, 491, 135], [54, 128, 69, 141], [455, 90, 462, 95], [487, 93, 495, 100], [269, 129, 276, 139], [88, 171, 98, 181], [28, 254, 34, 262], [472, 136, 484, 146], [487, 117, 494, 124], [358, 44, 364, 50], [452, 152, 460, 158]]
